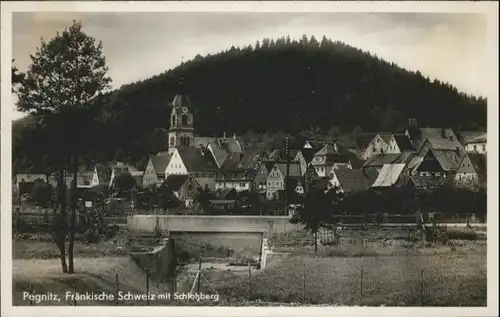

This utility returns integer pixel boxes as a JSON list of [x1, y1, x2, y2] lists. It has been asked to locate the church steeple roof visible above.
[[172, 76, 192, 108]]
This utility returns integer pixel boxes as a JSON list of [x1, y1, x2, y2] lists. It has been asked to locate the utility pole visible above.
[[284, 137, 290, 216]]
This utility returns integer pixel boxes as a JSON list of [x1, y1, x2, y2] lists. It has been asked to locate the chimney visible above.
[[333, 142, 339, 152], [233, 133, 237, 140], [441, 127, 446, 138], [223, 132, 226, 139], [409, 118, 418, 128]]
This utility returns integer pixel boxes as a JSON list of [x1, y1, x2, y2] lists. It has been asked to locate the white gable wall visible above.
[[143, 159, 159, 187], [385, 136, 401, 154], [165, 149, 188, 176]]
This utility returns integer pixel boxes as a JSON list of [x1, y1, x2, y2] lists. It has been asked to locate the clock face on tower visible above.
[[182, 107, 188, 113]]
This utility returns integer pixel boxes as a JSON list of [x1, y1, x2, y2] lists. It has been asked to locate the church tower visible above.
[[167, 78, 194, 155]]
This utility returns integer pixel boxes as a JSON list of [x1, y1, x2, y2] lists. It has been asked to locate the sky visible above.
[[11, 11, 489, 120]]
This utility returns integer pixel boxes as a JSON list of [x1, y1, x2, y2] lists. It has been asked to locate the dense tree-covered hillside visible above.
[[12, 35, 486, 174]]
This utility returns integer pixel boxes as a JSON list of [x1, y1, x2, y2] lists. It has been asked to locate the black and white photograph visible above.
[[1, 1, 498, 316]]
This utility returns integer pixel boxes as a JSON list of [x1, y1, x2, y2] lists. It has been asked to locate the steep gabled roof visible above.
[[354, 133, 378, 149], [314, 143, 338, 156], [456, 131, 486, 145], [371, 164, 406, 188], [422, 128, 463, 151], [215, 188, 237, 200], [193, 137, 216, 148], [263, 160, 277, 172], [363, 154, 401, 168], [431, 149, 462, 172], [378, 133, 393, 144], [166, 174, 190, 191], [274, 162, 302, 177], [150, 155, 170, 175], [179, 147, 218, 171], [393, 134, 415, 152], [334, 167, 372, 193], [468, 153, 487, 183]]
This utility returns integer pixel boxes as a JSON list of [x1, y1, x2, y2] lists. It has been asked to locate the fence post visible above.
[[29, 283, 34, 305], [360, 266, 363, 306], [73, 282, 77, 306], [146, 268, 150, 306], [420, 269, 424, 306], [302, 266, 306, 302], [197, 256, 202, 293], [115, 272, 119, 305], [248, 261, 252, 300]]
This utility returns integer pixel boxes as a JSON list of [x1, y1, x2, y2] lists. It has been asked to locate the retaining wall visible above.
[[127, 215, 302, 235], [129, 238, 176, 292]]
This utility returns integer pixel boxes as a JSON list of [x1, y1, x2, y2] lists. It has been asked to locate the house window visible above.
[[482, 145, 486, 152], [268, 181, 271, 186], [473, 145, 477, 151], [181, 114, 188, 125], [240, 182, 246, 187]]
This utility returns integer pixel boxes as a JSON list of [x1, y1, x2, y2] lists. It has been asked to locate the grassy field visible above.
[[215, 248, 487, 306], [13, 240, 128, 259]]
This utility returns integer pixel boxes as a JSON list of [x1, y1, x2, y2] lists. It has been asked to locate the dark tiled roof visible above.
[[393, 134, 415, 152], [298, 148, 318, 164], [335, 168, 372, 193], [378, 133, 393, 144], [215, 188, 237, 200], [150, 155, 170, 175], [193, 137, 216, 148], [422, 128, 463, 151], [456, 131, 486, 145], [314, 143, 338, 156], [275, 162, 302, 177], [354, 133, 378, 149], [179, 147, 218, 171], [468, 153, 487, 183], [166, 174, 190, 191], [263, 160, 276, 172], [216, 170, 251, 181], [363, 154, 401, 168], [431, 149, 462, 172]]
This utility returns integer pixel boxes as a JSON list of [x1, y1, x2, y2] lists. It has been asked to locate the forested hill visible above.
[[13, 35, 486, 173]]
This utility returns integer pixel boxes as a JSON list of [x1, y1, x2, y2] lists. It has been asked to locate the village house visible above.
[[385, 134, 416, 154], [453, 153, 480, 188], [165, 174, 202, 207], [406, 127, 463, 155], [362, 153, 408, 173], [251, 160, 276, 192], [90, 164, 112, 188], [165, 147, 219, 191], [371, 163, 410, 188], [206, 134, 244, 168], [462, 133, 487, 155], [311, 143, 351, 177], [294, 147, 319, 176], [413, 148, 462, 179], [143, 154, 170, 187], [359, 133, 392, 160], [215, 170, 254, 192], [329, 167, 377, 193], [266, 161, 302, 200], [16, 174, 48, 194]]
